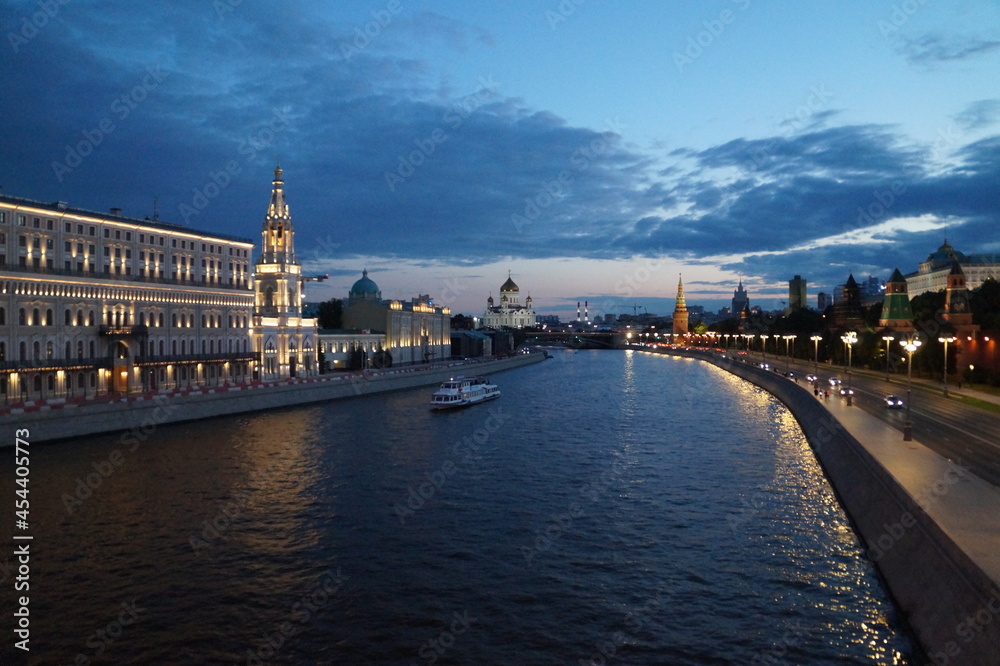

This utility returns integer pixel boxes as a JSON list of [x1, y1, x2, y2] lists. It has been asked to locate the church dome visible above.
[[928, 239, 966, 267], [350, 269, 381, 302], [500, 276, 519, 292]]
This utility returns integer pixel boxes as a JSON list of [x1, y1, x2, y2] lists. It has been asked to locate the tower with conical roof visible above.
[[672, 274, 689, 335], [943, 261, 975, 328], [252, 165, 317, 380], [878, 268, 914, 331], [731, 278, 749, 317]]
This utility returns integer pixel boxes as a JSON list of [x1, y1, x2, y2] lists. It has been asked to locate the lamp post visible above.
[[901, 337, 922, 441], [938, 336, 956, 397], [881, 335, 895, 383], [810, 334, 822, 376], [782, 334, 796, 374], [841, 331, 857, 406], [760, 334, 769, 366]]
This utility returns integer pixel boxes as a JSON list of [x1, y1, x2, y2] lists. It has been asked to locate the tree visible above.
[[317, 299, 343, 330], [971, 277, 1000, 330]]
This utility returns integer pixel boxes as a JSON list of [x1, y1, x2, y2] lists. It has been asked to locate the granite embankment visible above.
[[657, 347, 1000, 664], [1, 352, 545, 445]]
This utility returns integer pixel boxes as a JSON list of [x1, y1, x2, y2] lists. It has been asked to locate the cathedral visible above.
[[483, 273, 536, 329]]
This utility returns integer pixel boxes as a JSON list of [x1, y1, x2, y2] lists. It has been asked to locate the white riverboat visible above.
[[429, 376, 500, 410]]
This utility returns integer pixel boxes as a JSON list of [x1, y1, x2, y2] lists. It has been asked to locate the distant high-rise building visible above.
[[731, 279, 749, 317], [860, 275, 884, 306], [817, 292, 830, 311], [788, 275, 807, 311], [672, 274, 689, 335]]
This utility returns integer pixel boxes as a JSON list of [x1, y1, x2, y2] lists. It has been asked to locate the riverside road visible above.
[[731, 350, 1000, 488]]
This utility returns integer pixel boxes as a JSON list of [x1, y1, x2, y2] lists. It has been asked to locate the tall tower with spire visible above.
[[672, 274, 689, 335], [252, 166, 317, 380]]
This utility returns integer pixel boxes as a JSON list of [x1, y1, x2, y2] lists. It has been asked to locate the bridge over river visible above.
[[522, 330, 624, 349]]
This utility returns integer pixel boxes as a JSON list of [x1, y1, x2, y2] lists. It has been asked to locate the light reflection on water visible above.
[[2, 349, 917, 664]]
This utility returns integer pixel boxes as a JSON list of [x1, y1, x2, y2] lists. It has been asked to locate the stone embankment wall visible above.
[[2, 353, 545, 445], [662, 347, 1000, 664]]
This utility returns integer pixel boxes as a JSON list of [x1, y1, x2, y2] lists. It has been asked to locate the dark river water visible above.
[[2, 349, 918, 664]]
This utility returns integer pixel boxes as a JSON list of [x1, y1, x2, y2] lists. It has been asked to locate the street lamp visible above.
[[810, 334, 822, 376], [783, 334, 796, 374], [938, 336, 956, 397], [760, 334, 769, 365], [881, 335, 895, 383], [901, 336, 922, 441], [841, 331, 857, 406]]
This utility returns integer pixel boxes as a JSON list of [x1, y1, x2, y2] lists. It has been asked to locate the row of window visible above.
[[1, 210, 251, 258], [0, 337, 251, 363], [0, 306, 250, 329]]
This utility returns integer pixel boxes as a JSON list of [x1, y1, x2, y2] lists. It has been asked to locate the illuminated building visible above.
[[905, 239, 1000, 298], [252, 166, 318, 380], [483, 273, 535, 329], [1, 193, 255, 401], [672, 274, 689, 335], [339, 269, 451, 366]]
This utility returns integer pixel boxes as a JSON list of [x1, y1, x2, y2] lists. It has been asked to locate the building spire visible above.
[[261, 163, 295, 265], [673, 273, 689, 335]]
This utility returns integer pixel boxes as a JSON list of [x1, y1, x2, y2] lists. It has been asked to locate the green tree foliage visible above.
[[971, 277, 1000, 330], [317, 298, 343, 330]]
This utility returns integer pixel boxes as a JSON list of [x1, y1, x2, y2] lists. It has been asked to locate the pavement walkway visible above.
[[819, 390, 1000, 587]]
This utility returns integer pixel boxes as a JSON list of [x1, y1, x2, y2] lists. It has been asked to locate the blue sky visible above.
[[2, 0, 998, 320]]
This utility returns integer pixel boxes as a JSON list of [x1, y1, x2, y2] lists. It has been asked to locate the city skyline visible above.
[[2, 0, 998, 319]]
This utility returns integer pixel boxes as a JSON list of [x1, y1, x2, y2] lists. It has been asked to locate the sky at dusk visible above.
[[2, 0, 998, 320]]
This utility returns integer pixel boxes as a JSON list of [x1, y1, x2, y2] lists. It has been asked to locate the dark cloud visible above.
[[954, 99, 1000, 131], [898, 32, 1000, 64], [1, 0, 998, 300]]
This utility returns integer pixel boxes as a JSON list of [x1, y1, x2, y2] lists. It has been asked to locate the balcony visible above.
[[99, 324, 149, 337]]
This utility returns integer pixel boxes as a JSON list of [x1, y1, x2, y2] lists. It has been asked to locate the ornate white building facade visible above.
[[483, 274, 535, 329], [0, 194, 256, 401], [0, 166, 322, 403], [251, 166, 317, 380], [905, 240, 1000, 298]]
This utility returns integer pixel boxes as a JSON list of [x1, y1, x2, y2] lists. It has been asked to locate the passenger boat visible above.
[[429, 376, 500, 410]]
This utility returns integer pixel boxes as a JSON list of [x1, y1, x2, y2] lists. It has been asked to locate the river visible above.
[[1, 349, 917, 664]]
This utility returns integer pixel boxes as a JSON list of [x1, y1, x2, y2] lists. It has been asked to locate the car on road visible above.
[[806, 374, 817, 382], [839, 387, 854, 397], [828, 377, 842, 387], [885, 395, 904, 409]]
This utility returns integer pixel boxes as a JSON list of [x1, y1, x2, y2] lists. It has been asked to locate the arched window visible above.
[[33, 341, 40, 359], [265, 287, 274, 308], [201, 314, 207, 327], [88, 311, 95, 326], [77, 373, 85, 389], [47, 374, 54, 391], [19, 308, 25, 325], [32, 308, 40, 326], [77, 341, 83, 359], [46, 341, 53, 358], [45, 309, 53, 326], [76, 310, 83, 326], [158, 313, 164, 327], [65, 309, 72, 325], [65, 341, 71, 358], [0, 307, 5, 325], [159, 340, 164, 355], [139, 312, 146, 326], [172, 313, 178, 327]]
